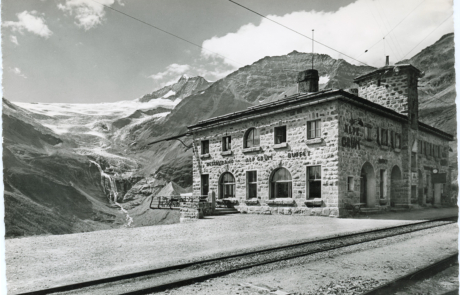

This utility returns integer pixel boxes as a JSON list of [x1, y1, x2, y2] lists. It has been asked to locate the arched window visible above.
[[244, 128, 260, 148], [270, 168, 292, 199], [219, 172, 235, 199]]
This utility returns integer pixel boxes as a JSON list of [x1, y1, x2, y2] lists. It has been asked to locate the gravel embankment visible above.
[[5, 208, 457, 294], [54, 221, 454, 294], [154, 223, 458, 295]]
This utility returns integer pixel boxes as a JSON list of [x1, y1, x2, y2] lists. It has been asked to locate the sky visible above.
[[1, 0, 455, 103]]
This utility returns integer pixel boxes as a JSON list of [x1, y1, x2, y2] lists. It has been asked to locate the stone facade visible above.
[[187, 64, 453, 218], [191, 99, 341, 217]]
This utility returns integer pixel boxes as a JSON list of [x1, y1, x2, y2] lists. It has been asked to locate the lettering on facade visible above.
[[342, 121, 362, 150], [245, 154, 273, 162], [288, 150, 308, 158], [206, 159, 234, 167], [342, 136, 361, 149]]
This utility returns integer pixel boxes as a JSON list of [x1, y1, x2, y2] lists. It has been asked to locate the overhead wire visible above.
[[228, 0, 372, 67], [372, 0, 402, 60], [90, 0, 247, 67], [400, 12, 453, 60], [375, 0, 406, 59], [360, 0, 427, 57]]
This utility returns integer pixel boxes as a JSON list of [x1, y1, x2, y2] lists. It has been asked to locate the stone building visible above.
[[187, 63, 453, 217]]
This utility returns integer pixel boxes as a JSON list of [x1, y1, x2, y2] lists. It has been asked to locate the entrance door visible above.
[[219, 172, 235, 199], [360, 175, 367, 203], [201, 174, 209, 196], [275, 182, 291, 198]]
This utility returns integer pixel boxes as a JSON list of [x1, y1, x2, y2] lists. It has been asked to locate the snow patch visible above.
[[163, 90, 176, 98], [319, 75, 330, 84]]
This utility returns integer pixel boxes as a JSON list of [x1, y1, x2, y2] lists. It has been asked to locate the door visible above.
[[201, 175, 209, 196], [360, 176, 367, 203]]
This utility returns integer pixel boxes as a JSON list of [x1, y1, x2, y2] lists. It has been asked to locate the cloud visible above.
[[10, 35, 19, 45], [3, 11, 53, 38], [201, 0, 453, 68], [9, 67, 27, 78], [148, 64, 191, 87], [58, 0, 124, 30]]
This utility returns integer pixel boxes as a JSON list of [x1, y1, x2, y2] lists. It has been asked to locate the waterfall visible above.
[[90, 160, 133, 227], [89, 160, 118, 202]]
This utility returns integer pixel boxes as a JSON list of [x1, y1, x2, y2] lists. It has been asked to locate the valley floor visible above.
[[4, 207, 458, 294]]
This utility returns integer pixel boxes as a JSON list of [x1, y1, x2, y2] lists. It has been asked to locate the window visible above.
[[201, 175, 209, 196], [390, 131, 394, 148], [395, 133, 401, 149], [270, 168, 292, 198], [222, 136, 231, 151], [307, 120, 321, 139], [411, 152, 416, 169], [244, 128, 260, 148], [380, 170, 387, 199], [377, 79, 381, 87], [274, 126, 287, 144], [246, 171, 257, 199], [307, 166, 322, 199], [201, 140, 209, 154], [364, 126, 372, 141], [219, 172, 235, 199], [348, 177, 355, 191], [381, 129, 388, 146], [421, 140, 424, 155]]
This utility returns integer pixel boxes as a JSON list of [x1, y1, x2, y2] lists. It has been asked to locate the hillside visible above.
[[2, 99, 123, 237]]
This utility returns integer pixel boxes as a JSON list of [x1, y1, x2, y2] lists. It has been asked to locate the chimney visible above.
[[385, 55, 389, 66], [297, 69, 319, 93]]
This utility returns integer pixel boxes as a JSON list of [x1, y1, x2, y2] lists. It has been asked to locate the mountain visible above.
[[139, 75, 211, 102], [6, 33, 456, 237]]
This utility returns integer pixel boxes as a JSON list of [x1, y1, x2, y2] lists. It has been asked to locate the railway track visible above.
[[18, 216, 457, 295]]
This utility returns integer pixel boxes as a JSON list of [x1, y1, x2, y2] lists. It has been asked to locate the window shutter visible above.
[[376, 127, 380, 145]]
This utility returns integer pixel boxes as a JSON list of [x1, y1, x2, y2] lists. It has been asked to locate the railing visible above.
[[150, 195, 209, 210]]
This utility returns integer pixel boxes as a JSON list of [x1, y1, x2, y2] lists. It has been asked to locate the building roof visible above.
[[353, 64, 422, 83], [187, 89, 453, 141]]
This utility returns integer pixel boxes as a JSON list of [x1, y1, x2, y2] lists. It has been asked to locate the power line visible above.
[[90, 0, 246, 67], [400, 13, 453, 60], [361, 0, 427, 56], [228, 0, 372, 67]]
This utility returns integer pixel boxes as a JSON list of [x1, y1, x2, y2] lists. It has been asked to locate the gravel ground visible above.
[[393, 263, 458, 294], [155, 223, 458, 295], [5, 208, 456, 294]]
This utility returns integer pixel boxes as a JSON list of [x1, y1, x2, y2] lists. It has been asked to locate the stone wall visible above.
[[337, 100, 405, 214], [192, 99, 341, 217], [416, 129, 451, 205]]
